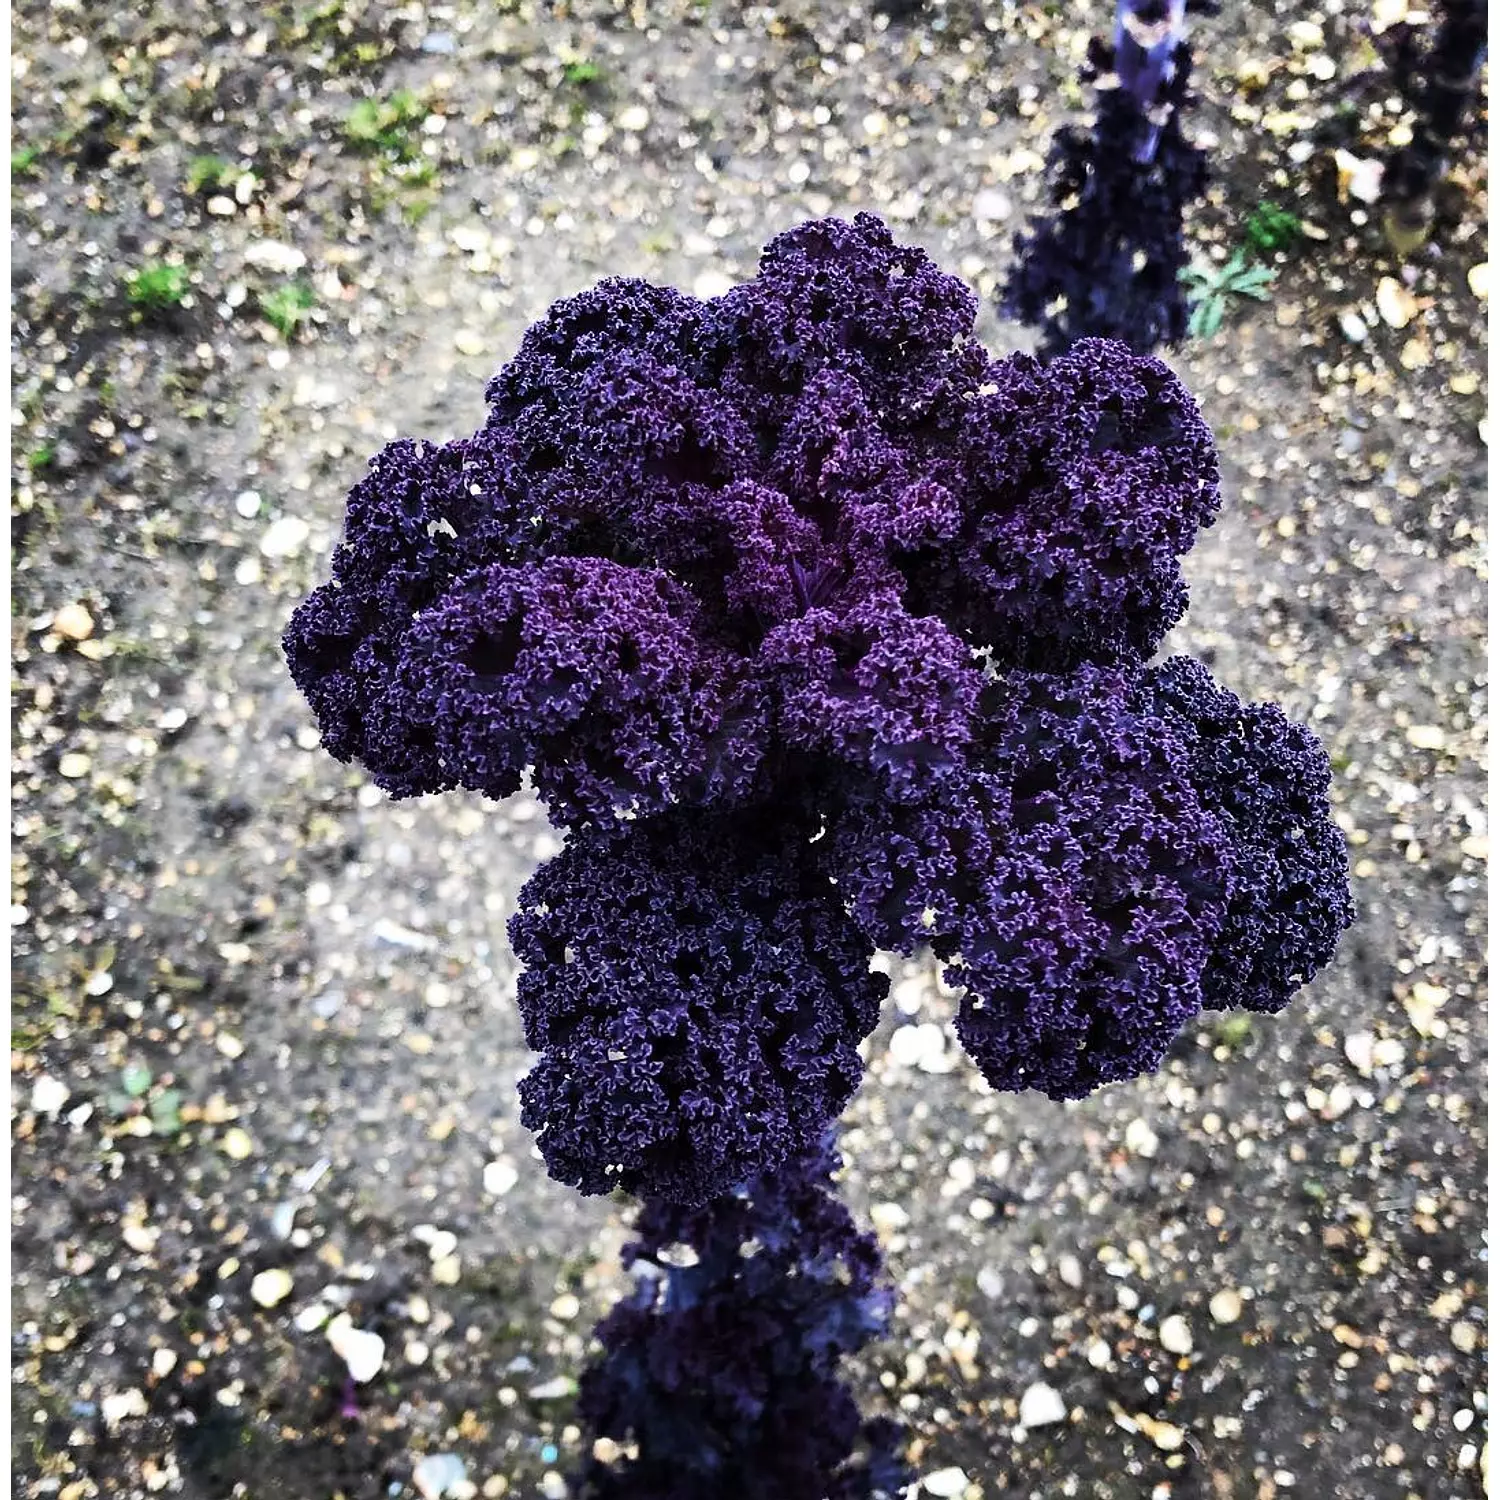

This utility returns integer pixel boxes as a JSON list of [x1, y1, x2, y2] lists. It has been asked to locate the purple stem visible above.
[[1114, 0, 1189, 162]]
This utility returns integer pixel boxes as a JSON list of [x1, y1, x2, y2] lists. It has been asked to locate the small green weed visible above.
[[186, 154, 235, 193], [562, 60, 603, 87], [1210, 1012, 1255, 1052], [345, 89, 425, 161], [126, 262, 189, 313], [105, 1063, 185, 1135], [12, 145, 41, 177], [26, 444, 55, 472], [1181, 249, 1277, 340], [260, 280, 317, 339], [1244, 201, 1303, 255]]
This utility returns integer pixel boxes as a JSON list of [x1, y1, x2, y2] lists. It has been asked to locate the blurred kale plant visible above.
[[1004, 0, 1209, 355]]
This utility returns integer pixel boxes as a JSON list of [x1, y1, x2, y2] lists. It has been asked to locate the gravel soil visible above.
[[10, 3, 1487, 1499]]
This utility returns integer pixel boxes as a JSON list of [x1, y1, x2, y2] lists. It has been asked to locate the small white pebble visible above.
[[250, 1269, 294, 1308], [30, 1076, 70, 1117], [234, 490, 262, 518], [1209, 1289, 1243, 1325], [260, 515, 311, 559], [1159, 1314, 1193, 1355], [691, 269, 734, 301], [483, 1160, 519, 1197], [1124, 1118, 1159, 1157], [51, 602, 95, 641], [412, 1225, 459, 1262], [152, 1348, 177, 1379], [617, 105, 650, 132], [102, 1389, 149, 1429], [922, 1468, 969, 1497], [1018, 1381, 1067, 1428], [293, 1303, 330, 1333], [326, 1315, 385, 1383]]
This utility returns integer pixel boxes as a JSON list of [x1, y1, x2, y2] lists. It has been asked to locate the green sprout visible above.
[[26, 444, 55, 472], [563, 60, 603, 87], [105, 1063, 186, 1136], [259, 280, 317, 339], [186, 154, 235, 194], [344, 89, 425, 160], [1180, 249, 1277, 340], [125, 263, 189, 314], [1211, 1012, 1255, 1052], [12, 145, 41, 177], [1244, 201, 1303, 255]]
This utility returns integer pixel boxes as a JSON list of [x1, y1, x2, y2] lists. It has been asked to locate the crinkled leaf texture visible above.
[[286, 213, 1353, 1194], [571, 1134, 911, 1500]]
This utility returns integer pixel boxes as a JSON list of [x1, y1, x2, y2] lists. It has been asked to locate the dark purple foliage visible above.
[[286, 212, 1352, 1195], [1377, 0, 1488, 244], [509, 812, 887, 1205], [1003, 2, 1208, 355], [571, 1135, 910, 1500], [1147, 657, 1355, 1014]]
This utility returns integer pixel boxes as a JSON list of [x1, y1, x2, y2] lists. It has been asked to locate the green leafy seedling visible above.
[[345, 89, 425, 160], [260, 281, 317, 339], [563, 60, 603, 86], [1180, 249, 1277, 340], [12, 145, 42, 177], [186, 154, 235, 194], [1244, 201, 1303, 255], [1211, 1013, 1254, 1052], [149, 1089, 184, 1135], [121, 1062, 154, 1098], [126, 263, 189, 313]]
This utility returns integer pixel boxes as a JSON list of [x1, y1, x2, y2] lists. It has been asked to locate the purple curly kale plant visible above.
[[571, 1134, 910, 1499], [286, 212, 1352, 1211], [1376, 0, 1488, 250], [1003, 0, 1209, 355]]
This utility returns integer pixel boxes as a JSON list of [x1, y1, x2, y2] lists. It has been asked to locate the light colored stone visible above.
[[52, 603, 95, 641], [1209, 1289, 1243, 1325], [31, 1075, 70, 1117], [691, 269, 734, 301], [259, 515, 310, 559], [1018, 1380, 1067, 1428], [102, 1389, 149, 1428], [243, 241, 307, 273], [327, 1314, 385, 1383], [1405, 724, 1447, 751], [483, 1159, 519, 1197], [1159, 1314, 1193, 1355], [922, 1468, 969, 1497], [250, 1269, 294, 1308], [413, 1225, 459, 1261], [1124, 1118, 1159, 1157], [414, 1453, 468, 1500]]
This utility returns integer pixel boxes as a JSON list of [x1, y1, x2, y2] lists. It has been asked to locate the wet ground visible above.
[[10, 3, 1487, 1498]]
